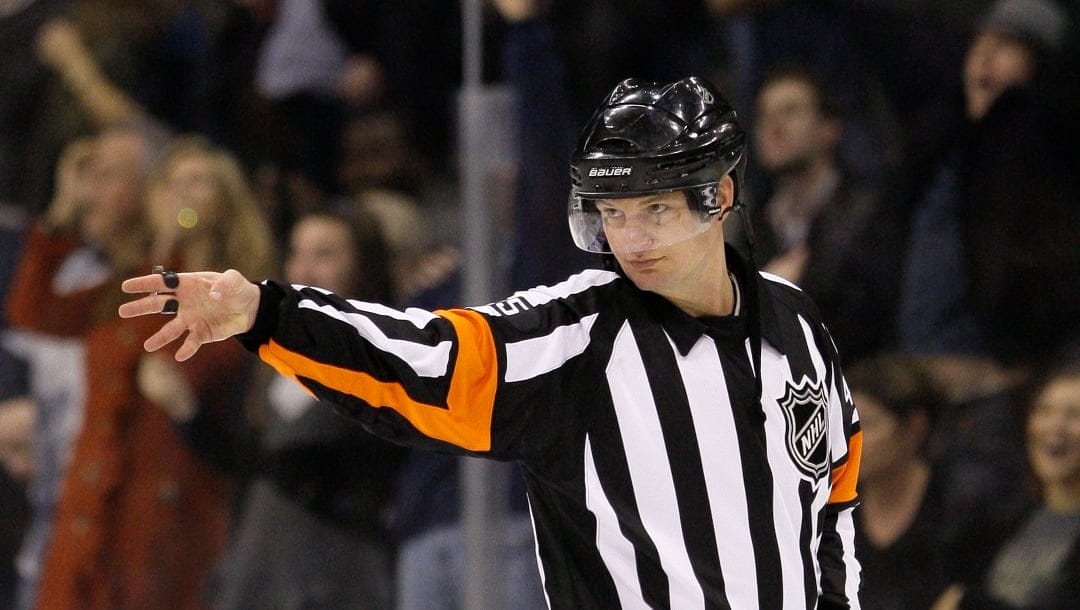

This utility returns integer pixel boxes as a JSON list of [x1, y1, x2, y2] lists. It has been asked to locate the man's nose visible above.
[[622, 216, 657, 252]]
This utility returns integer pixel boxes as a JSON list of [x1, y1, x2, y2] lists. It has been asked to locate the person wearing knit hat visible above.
[[965, 0, 1069, 119], [979, 0, 1067, 52]]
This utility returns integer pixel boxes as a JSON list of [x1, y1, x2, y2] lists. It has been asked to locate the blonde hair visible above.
[[148, 135, 277, 279]]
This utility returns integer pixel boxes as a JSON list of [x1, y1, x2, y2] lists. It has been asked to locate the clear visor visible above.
[[568, 185, 719, 254]]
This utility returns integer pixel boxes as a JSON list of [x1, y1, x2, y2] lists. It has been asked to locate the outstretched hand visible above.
[[118, 269, 261, 362]]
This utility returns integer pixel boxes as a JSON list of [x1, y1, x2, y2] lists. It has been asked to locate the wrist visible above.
[[236, 280, 282, 350]]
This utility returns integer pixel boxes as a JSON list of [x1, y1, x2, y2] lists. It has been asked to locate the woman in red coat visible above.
[[8, 131, 275, 610]]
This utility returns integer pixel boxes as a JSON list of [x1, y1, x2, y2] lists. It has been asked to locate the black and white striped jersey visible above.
[[239, 249, 863, 610]]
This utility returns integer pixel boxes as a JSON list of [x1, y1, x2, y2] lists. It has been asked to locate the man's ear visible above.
[[716, 174, 736, 222]]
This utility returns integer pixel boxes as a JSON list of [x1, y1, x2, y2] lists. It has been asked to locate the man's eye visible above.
[[600, 208, 622, 219], [648, 203, 667, 214]]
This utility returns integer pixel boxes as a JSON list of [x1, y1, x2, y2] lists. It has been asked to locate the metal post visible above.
[[458, 1, 518, 608]]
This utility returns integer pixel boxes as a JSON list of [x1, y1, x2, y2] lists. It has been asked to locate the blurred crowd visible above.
[[0, 0, 1077, 609]]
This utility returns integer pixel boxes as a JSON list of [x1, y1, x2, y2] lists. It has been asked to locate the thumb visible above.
[[209, 269, 249, 301]]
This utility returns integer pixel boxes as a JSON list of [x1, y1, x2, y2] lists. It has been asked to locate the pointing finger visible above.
[[121, 274, 170, 294], [119, 294, 177, 318]]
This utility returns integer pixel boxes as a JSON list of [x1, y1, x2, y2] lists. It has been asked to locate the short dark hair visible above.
[[1020, 341, 1080, 416], [845, 353, 944, 420], [757, 62, 843, 121]]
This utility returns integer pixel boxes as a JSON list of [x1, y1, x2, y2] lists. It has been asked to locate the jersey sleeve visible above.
[[237, 277, 605, 461], [818, 333, 863, 609], [238, 279, 509, 457]]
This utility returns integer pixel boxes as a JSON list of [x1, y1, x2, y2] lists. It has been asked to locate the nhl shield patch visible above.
[[778, 378, 829, 482]]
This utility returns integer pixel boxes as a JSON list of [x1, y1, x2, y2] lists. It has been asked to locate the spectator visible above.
[[322, 0, 464, 165], [916, 352, 1031, 530], [15, 1, 215, 216], [356, 188, 460, 309], [847, 353, 1025, 610], [207, 204, 405, 610], [3, 130, 143, 610], [143, 135, 275, 280], [741, 63, 885, 364], [880, 0, 1078, 365], [931, 346, 1080, 610], [17, 131, 273, 610], [699, 0, 898, 183], [337, 111, 425, 202], [253, 0, 381, 196], [852, 7, 1078, 591], [137, 134, 277, 471]]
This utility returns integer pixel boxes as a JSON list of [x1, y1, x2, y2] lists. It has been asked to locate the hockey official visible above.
[[119, 76, 862, 609]]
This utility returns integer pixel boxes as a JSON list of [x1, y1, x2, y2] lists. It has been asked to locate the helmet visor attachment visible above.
[[568, 183, 720, 254]]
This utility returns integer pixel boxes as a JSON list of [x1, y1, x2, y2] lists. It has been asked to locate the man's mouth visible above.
[[626, 257, 660, 269]]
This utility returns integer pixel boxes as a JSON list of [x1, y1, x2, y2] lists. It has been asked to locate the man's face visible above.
[[599, 186, 728, 299], [964, 30, 1037, 120], [753, 77, 838, 174], [81, 132, 146, 248]]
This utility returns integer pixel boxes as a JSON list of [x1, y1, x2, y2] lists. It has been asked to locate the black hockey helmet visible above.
[[568, 76, 746, 253]]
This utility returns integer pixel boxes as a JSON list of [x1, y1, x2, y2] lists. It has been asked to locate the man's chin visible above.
[[623, 267, 663, 291]]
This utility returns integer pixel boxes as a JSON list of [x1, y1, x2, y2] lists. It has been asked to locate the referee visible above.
[[119, 76, 862, 609]]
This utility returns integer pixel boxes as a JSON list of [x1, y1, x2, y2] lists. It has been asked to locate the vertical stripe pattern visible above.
[[250, 268, 862, 609]]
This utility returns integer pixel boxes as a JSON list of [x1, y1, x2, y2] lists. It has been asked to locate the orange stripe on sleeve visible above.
[[828, 429, 862, 504], [257, 308, 500, 452]]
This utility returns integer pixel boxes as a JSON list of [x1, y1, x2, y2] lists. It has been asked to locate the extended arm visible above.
[[119, 267, 600, 460], [36, 19, 144, 127], [120, 270, 506, 456]]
